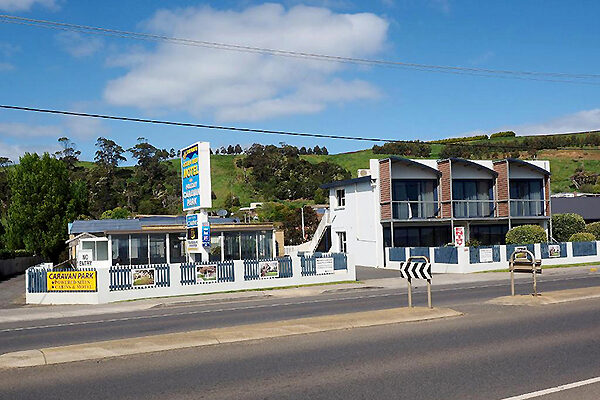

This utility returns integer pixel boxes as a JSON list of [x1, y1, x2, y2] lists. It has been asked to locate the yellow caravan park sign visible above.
[[47, 271, 97, 292]]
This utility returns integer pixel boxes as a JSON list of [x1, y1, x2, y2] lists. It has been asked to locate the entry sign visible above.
[[201, 223, 211, 248], [180, 142, 212, 211], [454, 227, 465, 247], [186, 214, 199, 252]]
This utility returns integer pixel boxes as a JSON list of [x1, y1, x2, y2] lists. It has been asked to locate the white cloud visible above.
[[104, 3, 388, 121], [0, 0, 57, 12], [56, 32, 104, 58], [0, 140, 59, 162], [0, 122, 62, 138], [508, 109, 600, 135]]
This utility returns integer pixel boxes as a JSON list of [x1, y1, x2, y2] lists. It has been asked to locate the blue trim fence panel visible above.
[[109, 265, 132, 291], [434, 247, 458, 264], [278, 257, 293, 278], [470, 246, 501, 264], [181, 261, 235, 285], [332, 253, 348, 270], [27, 267, 48, 293], [410, 247, 430, 259], [572, 241, 598, 257], [541, 243, 568, 259], [301, 255, 316, 276], [389, 247, 406, 262]]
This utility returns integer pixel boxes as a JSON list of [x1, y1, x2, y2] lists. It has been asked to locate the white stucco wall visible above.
[[329, 179, 380, 267]]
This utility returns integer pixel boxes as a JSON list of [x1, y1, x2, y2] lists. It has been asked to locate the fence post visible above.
[[291, 255, 302, 279], [233, 260, 245, 285]]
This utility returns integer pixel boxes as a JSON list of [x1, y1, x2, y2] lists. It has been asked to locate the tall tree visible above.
[[55, 137, 81, 171], [4, 153, 88, 261], [94, 137, 126, 169]]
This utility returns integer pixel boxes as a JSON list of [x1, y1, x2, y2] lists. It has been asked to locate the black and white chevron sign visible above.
[[399, 261, 432, 280]]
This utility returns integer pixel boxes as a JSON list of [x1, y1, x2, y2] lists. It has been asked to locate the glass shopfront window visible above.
[[384, 226, 451, 248], [470, 225, 508, 245], [208, 234, 222, 262], [130, 234, 149, 265], [258, 231, 273, 259], [149, 234, 167, 264], [169, 233, 186, 264], [241, 232, 257, 260], [111, 234, 130, 266], [224, 232, 241, 260]]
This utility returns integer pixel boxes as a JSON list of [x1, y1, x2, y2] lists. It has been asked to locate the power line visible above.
[[1, 14, 600, 85], [1, 104, 600, 151]]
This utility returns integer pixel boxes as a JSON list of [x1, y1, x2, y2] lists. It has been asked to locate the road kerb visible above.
[[0, 306, 461, 369], [487, 286, 600, 306]]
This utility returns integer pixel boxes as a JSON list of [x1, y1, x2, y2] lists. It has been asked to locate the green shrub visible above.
[[0, 249, 14, 260], [14, 249, 33, 257], [552, 213, 586, 242], [490, 131, 516, 139], [505, 225, 547, 244], [585, 221, 600, 240], [568, 232, 596, 242], [466, 239, 481, 247]]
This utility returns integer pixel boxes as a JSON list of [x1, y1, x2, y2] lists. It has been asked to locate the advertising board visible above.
[[479, 248, 493, 263], [196, 264, 217, 283], [47, 271, 97, 292], [186, 214, 199, 252], [131, 268, 155, 288], [259, 260, 279, 279], [181, 142, 212, 211], [315, 257, 334, 274], [548, 244, 561, 258], [454, 227, 465, 247]]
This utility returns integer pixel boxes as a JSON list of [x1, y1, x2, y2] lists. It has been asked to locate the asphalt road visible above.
[[1, 296, 599, 399], [1, 270, 600, 353]]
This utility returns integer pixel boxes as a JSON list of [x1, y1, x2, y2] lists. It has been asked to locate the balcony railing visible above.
[[510, 199, 546, 217], [453, 200, 495, 218], [392, 201, 439, 220]]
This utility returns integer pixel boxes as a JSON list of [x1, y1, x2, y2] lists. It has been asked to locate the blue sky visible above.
[[0, 0, 599, 162]]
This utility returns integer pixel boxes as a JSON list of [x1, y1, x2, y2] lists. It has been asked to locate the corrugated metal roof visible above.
[[70, 219, 142, 234], [70, 216, 248, 234]]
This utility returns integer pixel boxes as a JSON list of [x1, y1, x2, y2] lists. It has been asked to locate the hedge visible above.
[[569, 232, 596, 242], [505, 225, 547, 244], [552, 213, 586, 242], [490, 131, 516, 139], [586, 221, 600, 240]]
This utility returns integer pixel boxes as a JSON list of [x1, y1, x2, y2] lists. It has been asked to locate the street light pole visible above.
[[301, 206, 306, 240]]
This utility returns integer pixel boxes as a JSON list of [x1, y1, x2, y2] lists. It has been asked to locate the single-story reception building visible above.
[[67, 215, 283, 266]]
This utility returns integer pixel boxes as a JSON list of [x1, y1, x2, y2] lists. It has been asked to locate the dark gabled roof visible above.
[[446, 158, 498, 177], [552, 197, 600, 221], [320, 175, 372, 189], [505, 158, 551, 176], [384, 156, 442, 176]]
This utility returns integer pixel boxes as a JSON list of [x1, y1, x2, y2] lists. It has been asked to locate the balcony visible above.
[[392, 201, 439, 220], [453, 200, 495, 218], [510, 199, 546, 217]]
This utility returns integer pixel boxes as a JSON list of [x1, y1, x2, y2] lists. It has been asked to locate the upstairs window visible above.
[[337, 231, 347, 253], [336, 189, 346, 207]]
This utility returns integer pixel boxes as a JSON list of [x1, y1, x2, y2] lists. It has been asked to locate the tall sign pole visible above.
[[181, 142, 212, 262]]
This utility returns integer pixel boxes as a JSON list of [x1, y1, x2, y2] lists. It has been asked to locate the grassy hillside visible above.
[[78, 132, 598, 209]]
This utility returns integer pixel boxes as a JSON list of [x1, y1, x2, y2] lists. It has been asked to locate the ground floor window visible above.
[[469, 225, 508, 245], [383, 225, 451, 248], [337, 231, 347, 253]]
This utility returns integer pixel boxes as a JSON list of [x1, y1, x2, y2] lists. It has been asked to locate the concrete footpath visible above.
[[0, 265, 597, 323], [0, 306, 462, 369]]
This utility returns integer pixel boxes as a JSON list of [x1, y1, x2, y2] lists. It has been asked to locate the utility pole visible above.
[[301, 206, 306, 240]]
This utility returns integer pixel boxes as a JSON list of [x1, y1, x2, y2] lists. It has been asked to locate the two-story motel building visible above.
[[319, 157, 551, 268]]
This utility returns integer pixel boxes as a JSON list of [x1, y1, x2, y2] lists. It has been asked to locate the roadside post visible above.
[[509, 248, 542, 296], [400, 256, 433, 308]]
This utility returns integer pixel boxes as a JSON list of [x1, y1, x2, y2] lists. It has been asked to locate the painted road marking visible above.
[[500, 376, 600, 399], [0, 274, 596, 333]]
